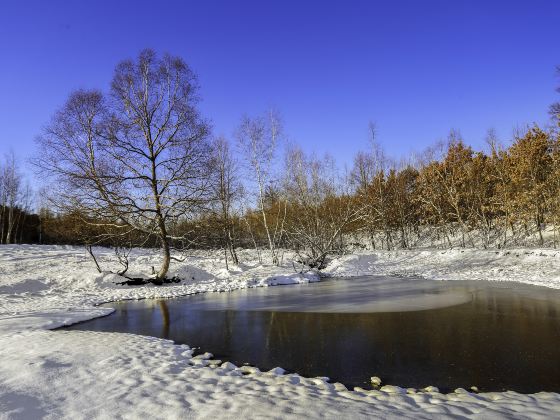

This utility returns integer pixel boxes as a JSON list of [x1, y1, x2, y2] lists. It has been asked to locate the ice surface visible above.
[[173, 276, 475, 313]]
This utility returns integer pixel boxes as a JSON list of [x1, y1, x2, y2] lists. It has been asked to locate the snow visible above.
[[1, 244, 560, 419], [324, 248, 560, 289], [0, 245, 318, 333]]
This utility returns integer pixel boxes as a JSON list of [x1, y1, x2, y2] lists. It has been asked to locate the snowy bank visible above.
[[1, 244, 560, 419], [325, 248, 560, 289], [0, 245, 318, 333]]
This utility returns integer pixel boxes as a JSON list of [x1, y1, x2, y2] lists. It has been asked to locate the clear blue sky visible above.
[[1, 0, 559, 176]]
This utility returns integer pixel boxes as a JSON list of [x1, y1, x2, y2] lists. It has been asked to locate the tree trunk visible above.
[[224, 246, 229, 271], [19, 212, 26, 243], [0, 205, 4, 244], [227, 228, 239, 265], [157, 237, 171, 282], [6, 206, 14, 244], [260, 205, 278, 265], [536, 215, 544, 246], [400, 225, 407, 248]]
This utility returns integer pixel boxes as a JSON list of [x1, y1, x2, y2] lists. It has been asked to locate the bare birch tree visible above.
[[35, 49, 211, 283], [0, 162, 5, 244], [236, 110, 283, 265], [0, 153, 22, 244]]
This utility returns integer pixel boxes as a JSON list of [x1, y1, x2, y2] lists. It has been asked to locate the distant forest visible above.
[[2, 51, 559, 275]]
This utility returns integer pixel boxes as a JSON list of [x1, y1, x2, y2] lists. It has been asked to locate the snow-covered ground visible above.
[[324, 248, 560, 289], [1, 244, 560, 419]]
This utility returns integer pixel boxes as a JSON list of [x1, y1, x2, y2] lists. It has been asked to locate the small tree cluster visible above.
[[349, 126, 560, 249]]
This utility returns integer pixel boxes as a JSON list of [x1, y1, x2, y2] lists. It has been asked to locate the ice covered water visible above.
[[162, 276, 475, 313], [64, 276, 560, 393]]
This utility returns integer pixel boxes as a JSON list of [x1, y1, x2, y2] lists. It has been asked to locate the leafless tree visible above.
[[236, 110, 284, 265], [350, 121, 391, 249], [0, 162, 5, 244], [35, 49, 211, 283], [211, 136, 242, 269], [486, 129, 511, 246], [415, 142, 453, 247], [15, 182, 33, 244], [0, 152, 23, 244], [350, 151, 375, 192], [284, 146, 364, 269], [550, 65, 560, 122]]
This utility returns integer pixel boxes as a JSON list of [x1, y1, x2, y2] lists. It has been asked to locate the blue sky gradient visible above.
[[1, 0, 559, 174]]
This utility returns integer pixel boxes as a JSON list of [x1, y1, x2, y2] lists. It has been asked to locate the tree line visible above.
[[348, 125, 560, 251], [3, 50, 559, 282]]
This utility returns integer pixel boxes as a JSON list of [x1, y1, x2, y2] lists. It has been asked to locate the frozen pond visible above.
[[64, 276, 560, 393]]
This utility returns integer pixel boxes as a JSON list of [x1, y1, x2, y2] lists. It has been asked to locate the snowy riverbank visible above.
[[1, 244, 560, 419], [324, 248, 560, 289]]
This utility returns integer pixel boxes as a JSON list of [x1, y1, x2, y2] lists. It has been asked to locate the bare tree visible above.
[[211, 136, 242, 269], [15, 182, 33, 244], [350, 151, 375, 192], [0, 152, 22, 244], [35, 49, 211, 283], [351, 121, 392, 249], [486, 129, 511, 247], [236, 110, 283, 265], [0, 162, 5, 244], [284, 147, 364, 269], [415, 142, 453, 247], [550, 65, 560, 122]]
